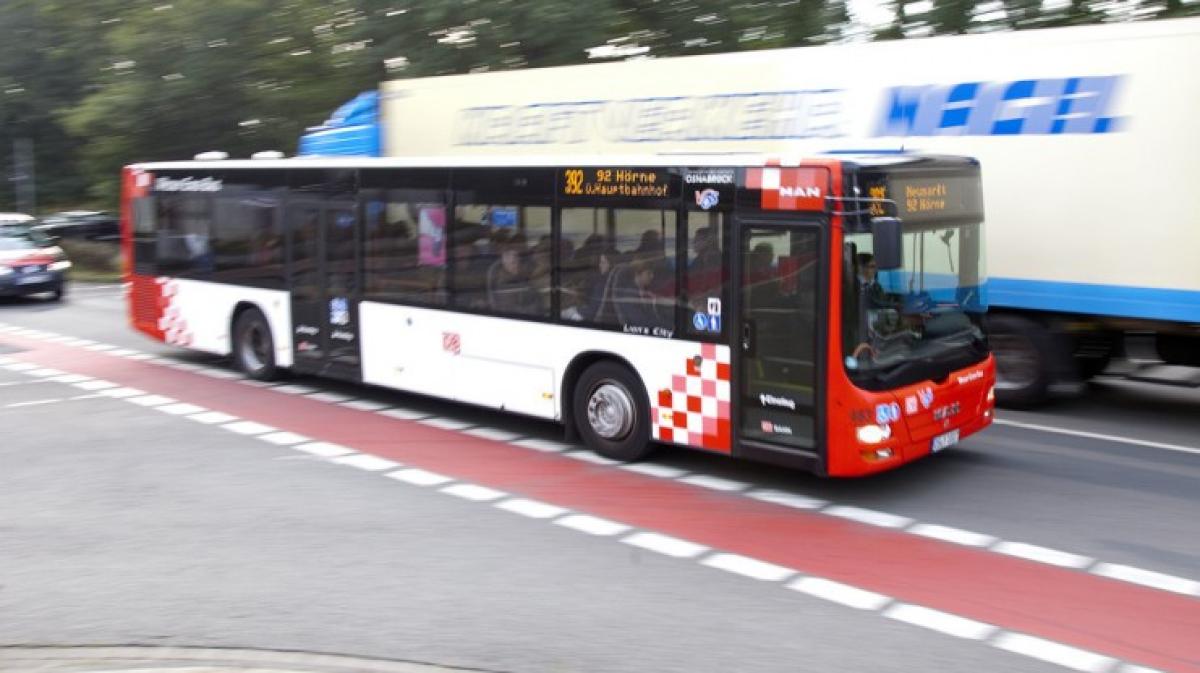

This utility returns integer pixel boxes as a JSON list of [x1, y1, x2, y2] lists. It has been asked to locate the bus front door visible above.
[[737, 223, 820, 454], [286, 201, 362, 381]]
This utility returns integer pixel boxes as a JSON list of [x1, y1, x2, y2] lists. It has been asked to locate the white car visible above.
[[0, 213, 36, 226]]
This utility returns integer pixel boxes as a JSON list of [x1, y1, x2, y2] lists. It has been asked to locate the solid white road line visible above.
[[418, 416, 476, 431], [677, 474, 750, 492], [441, 483, 507, 501], [747, 490, 828, 510], [186, 411, 238, 425], [553, 514, 631, 537], [509, 438, 573, 453], [908, 523, 998, 548], [127, 394, 177, 407], [992, 541, 1094, 569], [701, 554, 796, 582], [618, 462, 690, 479], [331, 454, 401, 472], [258, 431, 312, 446], [991, 632, 1117, 673], [221, 420, 278, 436], [385, 468, 454, 486], [293, 441, 356, 458], [1090, 562, 1200, 597], [621, 532, 708, 559], [823, 505, 914, 529], [461, 427, 523, 442], [994, 418, 1200, 457], [788, 577, 892, 611], [496, 498, 569, 519], [884, 604, 998, 641], [377, 407, 432, 421]]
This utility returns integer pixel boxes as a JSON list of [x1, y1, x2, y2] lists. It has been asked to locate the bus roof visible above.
[[131, 153, 976, 172]]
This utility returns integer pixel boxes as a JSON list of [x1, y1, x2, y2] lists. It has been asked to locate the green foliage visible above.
[[0, 0, 1193, 212]]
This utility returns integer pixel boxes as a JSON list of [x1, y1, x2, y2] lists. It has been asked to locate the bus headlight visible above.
[[856, 424, 891, 444], [986, 385, 995, 403], [49, 260, 72, 271], [0, 266, 12, 276]]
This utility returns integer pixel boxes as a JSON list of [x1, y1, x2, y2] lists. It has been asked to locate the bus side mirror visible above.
[[871, 217, 904, 271]]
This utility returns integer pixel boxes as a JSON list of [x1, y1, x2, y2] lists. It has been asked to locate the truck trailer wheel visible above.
[[988, 314, 1052, 408]]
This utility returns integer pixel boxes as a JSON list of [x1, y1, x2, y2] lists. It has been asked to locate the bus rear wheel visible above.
[[233, 308, 279, 381], [574, 361, 654, 463]]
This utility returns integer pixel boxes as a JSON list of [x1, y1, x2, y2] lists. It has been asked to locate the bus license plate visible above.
[[16, 273, 49, 284], [931, 429, 959, 452]]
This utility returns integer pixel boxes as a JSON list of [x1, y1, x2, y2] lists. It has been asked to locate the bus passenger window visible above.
[[363, 196, 447, 306], [452, 204, 550, 317]]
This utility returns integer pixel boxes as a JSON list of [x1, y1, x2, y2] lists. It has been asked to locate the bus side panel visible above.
[[359, 301, 732, 452], [137, 277, 293, 366]]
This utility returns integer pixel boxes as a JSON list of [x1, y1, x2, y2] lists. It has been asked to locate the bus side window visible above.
[[364, 196, 447, 306]]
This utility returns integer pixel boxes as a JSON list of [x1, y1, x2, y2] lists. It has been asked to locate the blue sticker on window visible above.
[[692, 312, 709, 331]]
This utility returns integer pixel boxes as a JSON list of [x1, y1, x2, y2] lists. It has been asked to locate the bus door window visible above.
[[212, 194, 282, 288], [740, 226, 819, 448], [684, 212, 727, 339]]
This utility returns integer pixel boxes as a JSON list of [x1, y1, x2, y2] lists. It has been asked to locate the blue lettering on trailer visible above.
[[873, 76, 1125, 137]]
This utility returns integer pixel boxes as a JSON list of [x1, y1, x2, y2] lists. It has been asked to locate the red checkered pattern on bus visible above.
[[746, 167, 826, 211], [651, 342, 732, 453], [156, 278, 193, 347]]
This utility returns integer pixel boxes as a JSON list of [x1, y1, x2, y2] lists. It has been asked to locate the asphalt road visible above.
[[0, 284, 1197, 673]]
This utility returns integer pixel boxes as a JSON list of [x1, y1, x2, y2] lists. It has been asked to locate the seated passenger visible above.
[[612, 259, 669, 330], [489, 235, 541, 315]]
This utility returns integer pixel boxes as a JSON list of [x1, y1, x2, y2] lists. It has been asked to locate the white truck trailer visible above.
[[359, 17, 1200, 405]]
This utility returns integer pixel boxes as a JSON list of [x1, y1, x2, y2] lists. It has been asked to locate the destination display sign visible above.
[[559, 167, 678, 199], [865, 173, 983, 222]]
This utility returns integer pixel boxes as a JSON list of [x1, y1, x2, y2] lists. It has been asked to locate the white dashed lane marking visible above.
[[788, 577, 892, 611], [258, 431, 312, 446], [747, 490, 827, 510], [701, 554, 796, 582], [1090, 563, 1200, 596], [553, 515, 631, 537], [293, 441, 355, 458], [187, 411, 238, 425], [495, 498, 568, 519], [824, 505, 914, 529], [908, 523, 998, 548], [441, 483, 507, 502], [992, 541, 1094, 569], [385, 468, 454, 487], [330, 454, 401, 472], [991, 633, 1118, 673], [621, 532, 708, 559], [884, 604, 998, 641], [221, 420, 277, 436]]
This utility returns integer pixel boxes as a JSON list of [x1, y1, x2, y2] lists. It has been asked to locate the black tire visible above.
[[232, 308, 279, 381], [49, 284, 65, 302], [987, 313, 1052, 408], [573, 361, 654, 462]]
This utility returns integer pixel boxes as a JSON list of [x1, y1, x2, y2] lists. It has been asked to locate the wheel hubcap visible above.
[[587, 382, 634, 440]]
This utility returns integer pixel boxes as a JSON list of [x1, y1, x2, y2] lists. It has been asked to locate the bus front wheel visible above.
[[574, 361, 654, 463], [233, 308, 279, 381]]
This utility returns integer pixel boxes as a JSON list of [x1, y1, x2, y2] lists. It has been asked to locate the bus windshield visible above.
[[842, 220, 988, 389]]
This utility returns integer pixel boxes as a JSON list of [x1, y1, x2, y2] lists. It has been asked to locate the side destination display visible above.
[[560, 167, 678, 199]]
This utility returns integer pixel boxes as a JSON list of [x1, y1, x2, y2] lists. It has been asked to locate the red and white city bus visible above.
[[120, 153, 994, 476]]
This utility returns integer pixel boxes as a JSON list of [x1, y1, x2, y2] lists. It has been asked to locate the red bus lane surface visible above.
[[9, 337, 1199, 673]]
